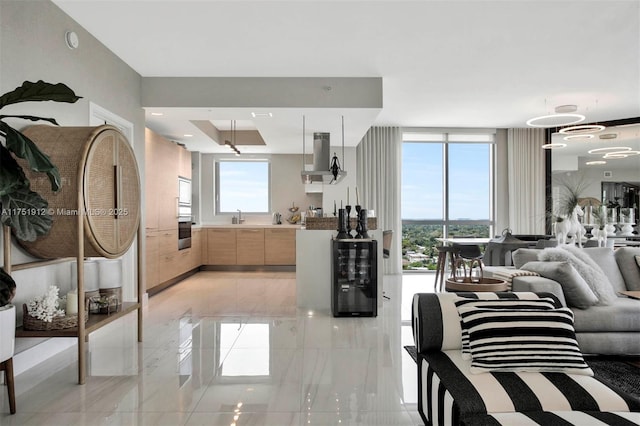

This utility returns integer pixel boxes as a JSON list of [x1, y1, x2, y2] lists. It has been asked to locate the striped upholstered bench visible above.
[[412, 292, 640, 426]]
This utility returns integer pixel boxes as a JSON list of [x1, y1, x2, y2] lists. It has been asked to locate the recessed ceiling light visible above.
[[541, 143, 567, 149], [183, 134, 193, 137], [585, 160, 607, 165], [599, 133, 617, 139], [527, 114, 585, 128], [150, 112, 164, 116], [588, 146, 632, 154], [559, 124, 606, 134], [555, 105, 578, 113], [251, 112, 273, 118], [563, 134, 594, 141]]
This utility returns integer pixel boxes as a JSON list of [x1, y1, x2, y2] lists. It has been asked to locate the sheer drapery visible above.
[[507, 128, 546, 234], [356, 127, 402, 274]]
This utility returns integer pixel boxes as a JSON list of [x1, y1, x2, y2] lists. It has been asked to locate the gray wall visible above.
[[0, 0, 144, 370], [199, 153, 322, 224]]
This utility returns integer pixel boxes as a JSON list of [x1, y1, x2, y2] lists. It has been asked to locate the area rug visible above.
[[404, 345, 640, 399]]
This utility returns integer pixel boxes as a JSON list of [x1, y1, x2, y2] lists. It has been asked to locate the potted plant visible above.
[[0, 80, 81, 242], [0, 268, 16, 308]]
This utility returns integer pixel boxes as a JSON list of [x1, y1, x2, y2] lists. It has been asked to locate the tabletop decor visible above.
[[23, 285, 87, 331]]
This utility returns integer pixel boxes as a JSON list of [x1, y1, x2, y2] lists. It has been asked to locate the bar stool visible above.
[[434, 246, 460, 292]]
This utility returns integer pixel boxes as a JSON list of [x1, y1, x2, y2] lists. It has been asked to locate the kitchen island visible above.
[[296, 229, 384, 314]]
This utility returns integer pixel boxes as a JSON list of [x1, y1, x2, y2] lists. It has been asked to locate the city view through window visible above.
[[401, 132, 494, 270]]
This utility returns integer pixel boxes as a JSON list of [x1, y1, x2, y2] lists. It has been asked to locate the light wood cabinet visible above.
[[157, 229, 178, 255], [145, 232, 159, 290], [207, 228, 237, 265], [236, 228, 265, 265], [158, 252, 178, 282], [190, 229, 202, 270], [147, 128, 179, 231], [265, 228, 296, 265], [145, 128, 201, 291], [179, 147, 192, 179], [144, 129, 159, 230], [203, 227, 296, 266]]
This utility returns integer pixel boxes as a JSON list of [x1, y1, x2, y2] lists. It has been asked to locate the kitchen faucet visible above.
[[237, 209, 244, 224]]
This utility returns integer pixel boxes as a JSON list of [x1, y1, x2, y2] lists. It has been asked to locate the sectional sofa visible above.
[[509, 246, 640, 355]]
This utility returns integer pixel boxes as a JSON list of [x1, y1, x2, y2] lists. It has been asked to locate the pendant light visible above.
[[224, 120, 241, 156]]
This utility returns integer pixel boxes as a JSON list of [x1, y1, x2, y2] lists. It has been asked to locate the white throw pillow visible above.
[[538, 247, 618, 305]]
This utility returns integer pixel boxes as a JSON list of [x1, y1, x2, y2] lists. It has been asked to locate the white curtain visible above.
[[356, 127, 402, 274], [507, 128, 546, 234]]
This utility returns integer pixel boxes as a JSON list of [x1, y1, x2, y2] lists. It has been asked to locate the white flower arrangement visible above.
[[27, 285, 65, 322]]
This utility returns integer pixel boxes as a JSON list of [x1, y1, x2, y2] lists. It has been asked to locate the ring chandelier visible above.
[[559, 124, 606, 134]]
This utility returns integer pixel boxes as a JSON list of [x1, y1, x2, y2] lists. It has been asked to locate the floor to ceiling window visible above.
[[401, 131, 495, 271]]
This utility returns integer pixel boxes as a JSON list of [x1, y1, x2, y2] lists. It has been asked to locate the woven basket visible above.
[[22, 304, 88, 331]]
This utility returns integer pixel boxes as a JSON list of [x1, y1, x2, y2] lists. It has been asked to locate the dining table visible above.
[[435, 237, 492, 245]]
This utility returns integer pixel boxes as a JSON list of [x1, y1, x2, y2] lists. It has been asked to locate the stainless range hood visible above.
[[301, 118, 347, 185]]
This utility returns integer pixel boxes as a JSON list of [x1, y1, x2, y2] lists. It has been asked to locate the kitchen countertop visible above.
[[197, 224, 302, 229]]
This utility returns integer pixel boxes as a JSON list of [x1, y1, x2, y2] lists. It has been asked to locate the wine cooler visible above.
[[332, 239, 377, 317]]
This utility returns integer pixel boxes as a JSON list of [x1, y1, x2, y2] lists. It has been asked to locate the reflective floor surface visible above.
[[1, 272, 436, 425]]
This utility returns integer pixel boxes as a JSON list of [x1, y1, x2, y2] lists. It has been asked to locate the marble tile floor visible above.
[[0, 271, 437, 425]]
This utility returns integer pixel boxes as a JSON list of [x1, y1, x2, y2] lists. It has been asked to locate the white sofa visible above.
[[510, 247, 640, 355]]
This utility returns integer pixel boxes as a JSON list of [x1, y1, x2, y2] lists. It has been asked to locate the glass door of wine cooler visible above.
[[332, 239, 377, 317]]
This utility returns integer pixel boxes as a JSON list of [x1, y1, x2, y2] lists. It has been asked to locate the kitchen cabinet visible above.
[[146, 128, 179, 231], [145, 232, 159, 290], [236, 228, 265, 265], [265, 228, 296, 265], [203, 227, 296, 266], [144, 131, 159, 231], [179, 147, 192, 179], [145, 128, 200, 290], [207, 228, 237, 265], [190, 229, 202, 270]]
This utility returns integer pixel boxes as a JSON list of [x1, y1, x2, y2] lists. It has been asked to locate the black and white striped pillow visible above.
[[457, 306, 593, 375], [455, 298, 558, 360]]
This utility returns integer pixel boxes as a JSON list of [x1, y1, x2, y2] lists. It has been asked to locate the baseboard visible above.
[[200, 265, 296, 272], [147, 268, 201, 296]]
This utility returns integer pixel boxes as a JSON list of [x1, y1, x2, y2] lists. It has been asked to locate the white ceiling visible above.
[[53, 0, 640, 154]]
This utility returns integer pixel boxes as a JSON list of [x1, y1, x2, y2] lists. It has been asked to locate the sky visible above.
[[219, 161, 269, 213], [401, 142, 491, 220]]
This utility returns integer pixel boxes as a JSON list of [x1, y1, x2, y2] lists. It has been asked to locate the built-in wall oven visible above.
[[178, 176, 192, 250]]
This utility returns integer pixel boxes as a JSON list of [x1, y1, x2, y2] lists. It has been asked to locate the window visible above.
[[216, 160, 270, 213], [401, 131, 494, 271]]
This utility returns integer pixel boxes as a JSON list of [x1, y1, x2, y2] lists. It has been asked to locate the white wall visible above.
[[553, 167, 640, 201], [1, 0, 144, 372]]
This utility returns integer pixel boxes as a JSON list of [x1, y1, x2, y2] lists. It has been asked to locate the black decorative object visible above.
[[359, 208, 370, 239], [345, 205, 353, 238], [355, 205, 363, 238], [336, 208, 350, 239], [329, 152, 341, 183]]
